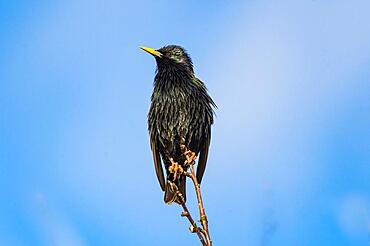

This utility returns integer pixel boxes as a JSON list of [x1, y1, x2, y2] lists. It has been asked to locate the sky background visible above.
[[1, 0, 370, 245]]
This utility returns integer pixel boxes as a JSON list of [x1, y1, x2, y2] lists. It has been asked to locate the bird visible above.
[[140, 45, 216, 204]]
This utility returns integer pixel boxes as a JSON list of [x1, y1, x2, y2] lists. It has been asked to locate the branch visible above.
[[185, 153, 212, 246], [170, 182, 207, 245], [168, 144, 213, 245]]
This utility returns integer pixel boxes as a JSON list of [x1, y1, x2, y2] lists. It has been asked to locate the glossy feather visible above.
[[146, 45, 216, 203]]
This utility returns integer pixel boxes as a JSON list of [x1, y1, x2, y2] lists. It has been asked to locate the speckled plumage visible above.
[[145, 45, 216, 203]]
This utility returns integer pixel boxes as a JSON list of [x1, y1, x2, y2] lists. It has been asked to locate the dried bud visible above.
[[189, 225, 195, 233]]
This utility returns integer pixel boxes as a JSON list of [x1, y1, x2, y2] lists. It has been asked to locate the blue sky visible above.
[[1, 0, 369, 245]]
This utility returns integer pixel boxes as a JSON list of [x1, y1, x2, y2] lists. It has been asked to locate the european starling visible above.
[[141, 45, 216, 204]]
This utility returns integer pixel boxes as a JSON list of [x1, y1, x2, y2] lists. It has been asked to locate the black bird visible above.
[[141, 45, 216, 204]]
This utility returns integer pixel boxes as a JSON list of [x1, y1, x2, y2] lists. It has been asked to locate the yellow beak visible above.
[[139, 46, 162, 57]]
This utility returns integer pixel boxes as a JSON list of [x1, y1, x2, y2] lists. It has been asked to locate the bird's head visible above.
[[140, 45, 193, 73]]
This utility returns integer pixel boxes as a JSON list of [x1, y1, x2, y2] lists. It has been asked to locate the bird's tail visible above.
[[164, 176, 186, 204]]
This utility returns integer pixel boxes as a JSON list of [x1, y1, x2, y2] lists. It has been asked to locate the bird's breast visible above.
[[148, 75, 214, 153]]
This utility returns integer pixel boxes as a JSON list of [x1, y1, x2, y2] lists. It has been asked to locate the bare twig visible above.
[[168, 143, 212, 245], [185, 153, 212, 246], [170, 183, 207, 245]]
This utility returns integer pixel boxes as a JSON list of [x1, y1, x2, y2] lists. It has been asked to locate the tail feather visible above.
[[164, 176, 186, 204]]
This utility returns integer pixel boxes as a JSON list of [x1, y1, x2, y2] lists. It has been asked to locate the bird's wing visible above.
[[150, 132, 166, 191], [196, 135, 211, 184]]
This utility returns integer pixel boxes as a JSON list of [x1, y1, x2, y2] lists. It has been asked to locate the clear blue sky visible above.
[[1, 0, 369, 245]]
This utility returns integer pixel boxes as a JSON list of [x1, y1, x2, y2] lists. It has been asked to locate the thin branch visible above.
[[185, 154, 212, 246], [169, 182, 207, 245], [168, 143, 213, 245]]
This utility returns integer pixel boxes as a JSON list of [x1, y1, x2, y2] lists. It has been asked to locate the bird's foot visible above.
[[169, 158, 184, 181], [184, 150, 197, 166]]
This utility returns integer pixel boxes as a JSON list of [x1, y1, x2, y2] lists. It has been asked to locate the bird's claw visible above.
[[184, 150, 197, 165], [169, 158, 184, 181]]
